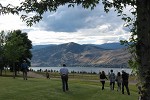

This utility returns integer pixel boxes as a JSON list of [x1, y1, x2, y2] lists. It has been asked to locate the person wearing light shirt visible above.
[[60, 64, 69, 92], [109, 69, 116, 90]]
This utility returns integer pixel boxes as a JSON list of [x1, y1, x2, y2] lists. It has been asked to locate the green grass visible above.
[[0, 76, 139, 100], [35, 71, 100, 80]]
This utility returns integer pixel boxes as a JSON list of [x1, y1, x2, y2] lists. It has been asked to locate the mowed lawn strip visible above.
[[0, 77, 138, 100]]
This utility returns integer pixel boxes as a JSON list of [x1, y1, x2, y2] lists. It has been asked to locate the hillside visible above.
[[31, 42, 131, 68]]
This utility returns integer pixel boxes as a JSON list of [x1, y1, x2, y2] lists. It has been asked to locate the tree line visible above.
[[0, 30, 32, 78]]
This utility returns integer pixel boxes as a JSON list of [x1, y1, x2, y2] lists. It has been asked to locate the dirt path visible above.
[[27, 71, 45, 78], [26, 72, 137, 84]]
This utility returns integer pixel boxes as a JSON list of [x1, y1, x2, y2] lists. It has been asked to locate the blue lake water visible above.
[[30, 67, 132, 75]]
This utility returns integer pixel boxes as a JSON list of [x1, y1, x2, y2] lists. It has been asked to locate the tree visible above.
[[14, 30, 32, 66], [136, 1, 150, 99], [0, 0, 150, 99], [0, 31, 6, 76], [3, 30, 32, 78]]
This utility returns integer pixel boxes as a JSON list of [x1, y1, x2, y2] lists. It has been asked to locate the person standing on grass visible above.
[[100, 71, 108, 90], [109, 69, 116, 90], [60, 64, 69, 92], [21, 60, 29, 80], [46, 69, 50, 79], [116, 72, 122, 91], [122, 69, 130, 95]]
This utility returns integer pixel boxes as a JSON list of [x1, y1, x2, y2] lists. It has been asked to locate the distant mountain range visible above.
[[32, 42, 127, 50], [31, 42, 131, 68]]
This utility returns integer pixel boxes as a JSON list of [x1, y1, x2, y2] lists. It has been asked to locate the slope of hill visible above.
[[31, 42, 131, 68], [97, 42, 126, 49]]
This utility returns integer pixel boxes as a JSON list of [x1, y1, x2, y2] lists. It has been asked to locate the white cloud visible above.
[[0, 15, 27, 31], [0, 1, 132, 45], [0, 0, 22, 6]]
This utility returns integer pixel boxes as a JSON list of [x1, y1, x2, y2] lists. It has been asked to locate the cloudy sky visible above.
[[0, 0, 132, 45]]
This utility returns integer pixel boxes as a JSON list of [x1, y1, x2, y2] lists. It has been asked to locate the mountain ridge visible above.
[[32, 42, 126, 50], [31, 42, 131, 68]]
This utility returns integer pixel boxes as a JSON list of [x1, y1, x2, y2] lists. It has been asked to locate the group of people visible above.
[[59, 64, 130, 95], [20, 62, 130, 95], [99, 69, 130, 95], [21, 62, 69, 92]]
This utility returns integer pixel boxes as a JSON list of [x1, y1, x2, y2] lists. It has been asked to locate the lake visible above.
[[30, 67, 132, 75]]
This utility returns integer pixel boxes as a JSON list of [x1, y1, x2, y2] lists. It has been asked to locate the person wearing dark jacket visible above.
[[21, 60, 29, 80], [100, 71, 108, 90], [122, 69, 130, 95]]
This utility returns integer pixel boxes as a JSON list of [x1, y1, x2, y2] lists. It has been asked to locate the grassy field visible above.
[[0, 76, 139, 100]]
